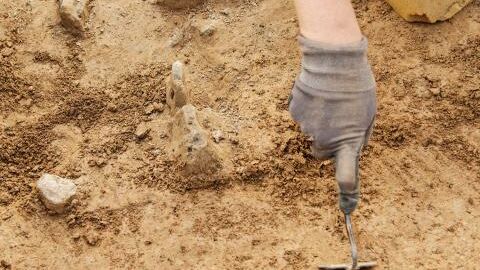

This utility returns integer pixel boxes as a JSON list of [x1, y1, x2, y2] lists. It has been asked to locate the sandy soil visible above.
[[1, 0, 479, 269]]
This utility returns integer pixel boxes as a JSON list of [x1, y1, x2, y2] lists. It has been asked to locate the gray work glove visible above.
[[289, 36, 376, 214]]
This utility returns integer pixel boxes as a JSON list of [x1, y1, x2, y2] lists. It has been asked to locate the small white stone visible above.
[[37, 174, 77, 214], [212, 130, 224, 143], [200, 22, 216, 36]]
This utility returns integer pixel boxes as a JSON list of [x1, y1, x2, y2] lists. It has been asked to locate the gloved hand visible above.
[[289, 36, 376, 214]]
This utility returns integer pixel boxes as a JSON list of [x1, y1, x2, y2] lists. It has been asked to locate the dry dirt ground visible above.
[[1, 0, 479, 269]]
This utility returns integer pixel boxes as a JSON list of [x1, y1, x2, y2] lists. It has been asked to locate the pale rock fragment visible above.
[[59, 0, 90, 35], [199, 22, 216, 37], [167, 29, 184, 48], [84, 232, 100, 246], [386, 0, 473, 23], [36, 174, 77, 213], [429, 87, 441, 96], [135, 122, 151, 140], [212, 130, 224, 143]]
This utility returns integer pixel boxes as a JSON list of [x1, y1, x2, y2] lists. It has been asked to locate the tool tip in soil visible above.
[[319, 261, 377, 270]]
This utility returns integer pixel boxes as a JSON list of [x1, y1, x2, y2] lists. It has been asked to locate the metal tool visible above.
[[319, 214, 377, 270]]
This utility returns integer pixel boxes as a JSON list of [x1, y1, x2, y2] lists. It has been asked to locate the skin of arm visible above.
[[294, 0, 363, 44]]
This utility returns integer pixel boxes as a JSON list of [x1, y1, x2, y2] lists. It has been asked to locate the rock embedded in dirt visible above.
[[386, 0, 473, 23], [84, 232, 100, 246], [154, 102, 165, 112], [167, 61, 190, 113], [88, 157, 106, 167], [0, 191, 13, 206], [220, 9, 230, 16], [229, 137, 239, 145], [1, 47, 14, 57], [36, 174, 77, 214], [212, 130, 224, 143], [170, 105, 221, 176], [72, 233, 81, 241], [106, 102, 117, 112], [429, 87, 441, 96], [157, 0, 205, 9], [145, 104, 155, 115], [19, 98, 33, 108], [199, 22, 216, 37], [59, 0, 90, 36], [167, 29, 184, 48], [145, 102, 164, 115], [135, 122, 151, 140]]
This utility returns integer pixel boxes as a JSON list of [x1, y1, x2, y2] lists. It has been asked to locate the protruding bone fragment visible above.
[[167, 61, 190, 112], [170, 105, 221, 176]]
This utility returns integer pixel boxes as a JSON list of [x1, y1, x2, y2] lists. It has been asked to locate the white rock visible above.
[[212, 130, 224, 143], [37, 174, 77, 213], [199, 22, 216, 37]]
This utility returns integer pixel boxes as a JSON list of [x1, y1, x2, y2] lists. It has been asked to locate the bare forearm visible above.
[[294, 0, 362, 44]]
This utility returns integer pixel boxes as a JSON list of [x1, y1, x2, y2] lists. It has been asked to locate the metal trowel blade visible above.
[[319, 261, 377, 270]]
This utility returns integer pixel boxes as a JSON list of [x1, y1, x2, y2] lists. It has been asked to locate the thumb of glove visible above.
[[335, 146, 360, 214]]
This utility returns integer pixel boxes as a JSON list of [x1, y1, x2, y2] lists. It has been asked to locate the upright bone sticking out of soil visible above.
[[386, 0, 473, 23], [59, 0, 90, 35], [166, 60, 223, 187], [36, 174, 77, 214], [157, 0, 205, 9], [170, 105, 222, 177], [167, 61, 191, 113]]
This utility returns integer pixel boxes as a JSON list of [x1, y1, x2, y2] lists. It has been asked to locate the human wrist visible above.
[[297, 35, 376, 93]]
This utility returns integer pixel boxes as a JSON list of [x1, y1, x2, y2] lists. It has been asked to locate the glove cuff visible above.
[[298, 35, 376, 93]]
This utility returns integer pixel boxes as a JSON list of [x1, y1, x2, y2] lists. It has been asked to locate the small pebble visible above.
[[212, 130, 224, 143], [200, 22, 216, 36], [72, 233, 81, 240], [84, 233, 100, 246], [429, 87, 441, 96], [135, 122, 151, 140]]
